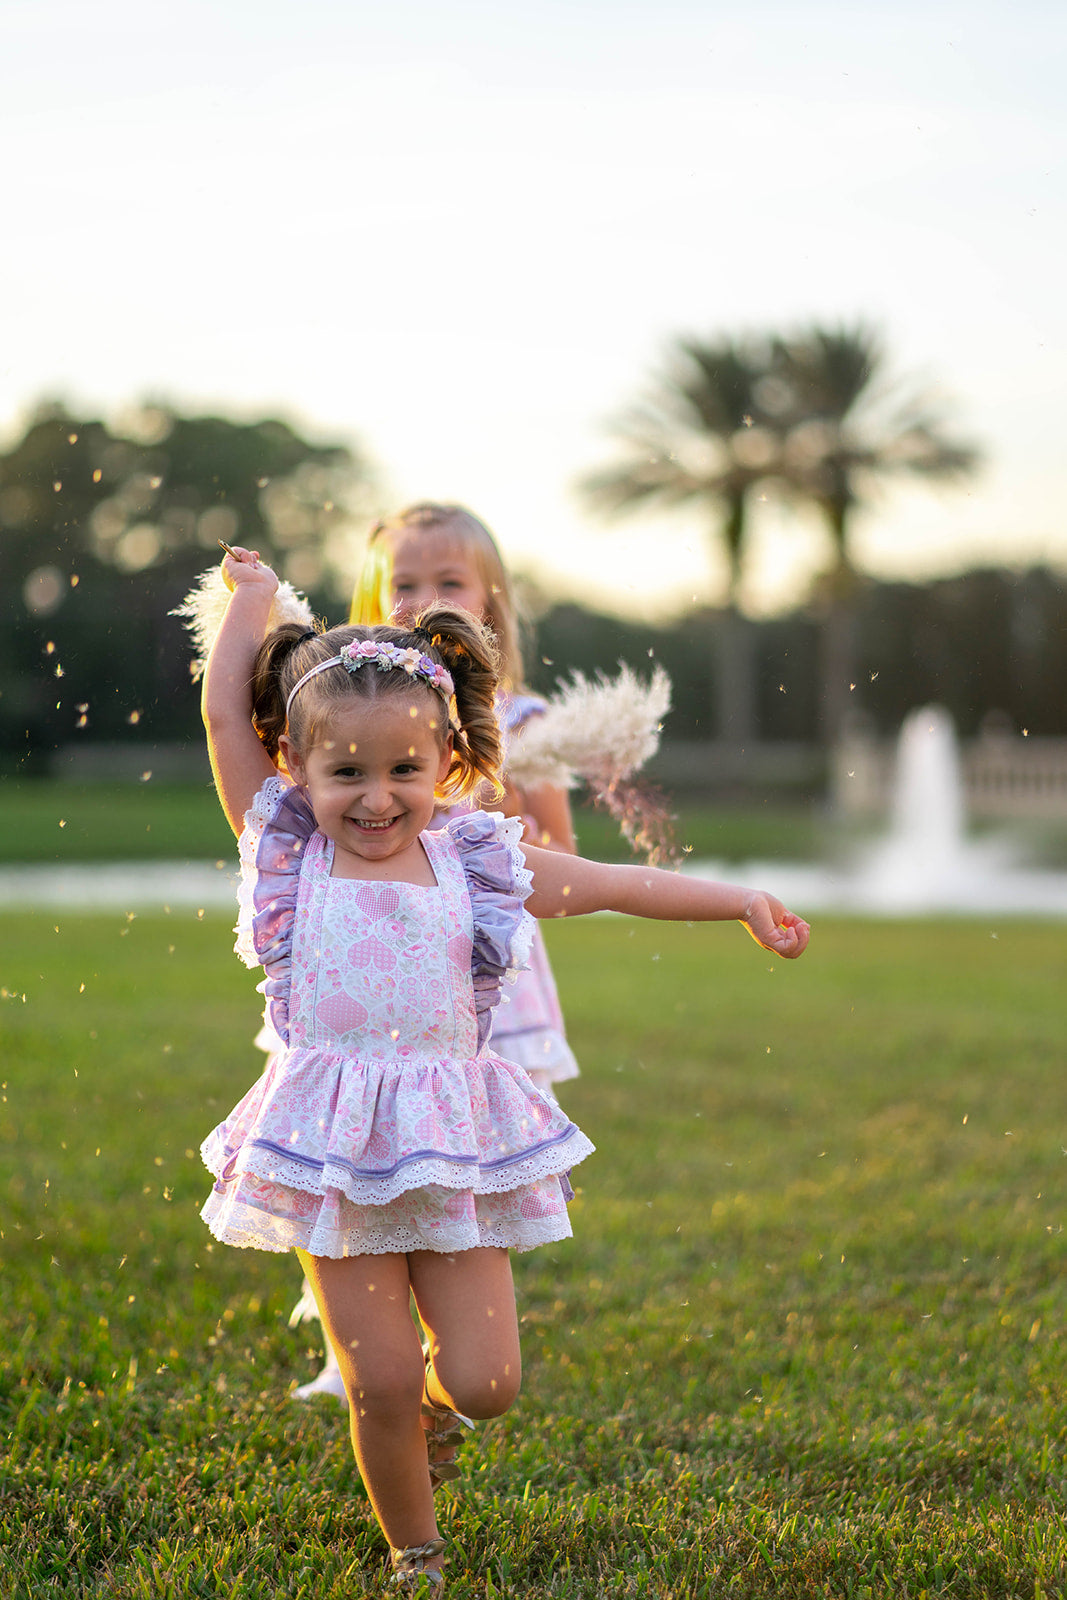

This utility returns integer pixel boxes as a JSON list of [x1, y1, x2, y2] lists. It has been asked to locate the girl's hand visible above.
[[220, 544, 279, 595], [739, 892, 810, 959]]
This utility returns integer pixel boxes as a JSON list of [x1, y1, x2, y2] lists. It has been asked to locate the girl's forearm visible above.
[[593, 861, 750, 922], [524, 848, 809, 958], [201, 586, 274, 732], [524, 848, 750, 922]]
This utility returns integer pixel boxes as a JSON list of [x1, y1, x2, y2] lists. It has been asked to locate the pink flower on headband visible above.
[[396, 647, 423, 675], [351, 639, 383, 660]]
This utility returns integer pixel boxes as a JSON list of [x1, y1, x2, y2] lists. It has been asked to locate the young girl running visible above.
[[293, 502, 586, 1404], [200, 546, 809, 1590]]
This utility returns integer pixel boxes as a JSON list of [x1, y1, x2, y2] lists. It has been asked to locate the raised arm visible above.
[[201, 548, 280, 837], [520, 846, 810, 959]]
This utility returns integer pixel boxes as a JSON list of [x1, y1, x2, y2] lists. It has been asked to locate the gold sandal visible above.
[[390, 1537, 447, 1589], [421, 1347, 474, 1493], [421, 1393, 474, 1492]]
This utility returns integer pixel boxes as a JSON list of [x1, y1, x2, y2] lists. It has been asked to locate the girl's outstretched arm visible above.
[[520, 847, 810, 959], [201, 547, 280, 837]]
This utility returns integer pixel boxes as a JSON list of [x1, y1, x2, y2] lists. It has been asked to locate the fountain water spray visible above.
[[693, 705, 1067, 918]]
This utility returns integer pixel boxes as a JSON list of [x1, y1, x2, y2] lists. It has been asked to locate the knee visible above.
[[447, 1356, 522, 1421]]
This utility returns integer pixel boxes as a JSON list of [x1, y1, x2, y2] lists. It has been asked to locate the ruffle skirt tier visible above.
[[200, 1047, 594, 1257]]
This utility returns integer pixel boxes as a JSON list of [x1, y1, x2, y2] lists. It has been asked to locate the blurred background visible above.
[[2, 0, 1065, 874]]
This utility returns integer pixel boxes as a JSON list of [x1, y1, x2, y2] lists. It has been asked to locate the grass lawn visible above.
[[2, 910, 1065, 1597]]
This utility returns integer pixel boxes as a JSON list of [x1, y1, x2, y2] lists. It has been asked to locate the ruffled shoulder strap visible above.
[[497, 689, 547, 736], [234, 774, 317, 965], [234, 774, 319, 1048], [444, 810, 536, 1048]]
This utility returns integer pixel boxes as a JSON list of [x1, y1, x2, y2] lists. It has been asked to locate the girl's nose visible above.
[[394, 585, 436, 620], [362, 780, 393, 814]]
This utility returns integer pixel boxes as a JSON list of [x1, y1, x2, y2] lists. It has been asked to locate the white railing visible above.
[[965, 737, 1067, 817], [835, 733, 1067, 819]]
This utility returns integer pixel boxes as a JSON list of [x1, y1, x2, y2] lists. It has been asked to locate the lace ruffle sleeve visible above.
[[447, 810, 536, 1048], [234, 774, 318, 1047]]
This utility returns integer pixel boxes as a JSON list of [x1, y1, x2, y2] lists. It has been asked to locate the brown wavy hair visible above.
[[250, 605, 503, 805]]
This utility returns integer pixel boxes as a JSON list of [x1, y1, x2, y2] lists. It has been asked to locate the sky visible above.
[[2, 0, 1064, 617]]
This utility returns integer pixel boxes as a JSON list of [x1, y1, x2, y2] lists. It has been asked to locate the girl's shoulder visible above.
[[496, 688, 547, 734], [437, 812, 536, 1008], [242, 772, 317, 849], [440, 809, 533, 903], [234, 775, 319, 970]]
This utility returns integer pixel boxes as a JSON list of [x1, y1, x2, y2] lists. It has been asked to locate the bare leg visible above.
[[410, 1247, 522, 1421], [297, 1250, 437, 1554], [297, 1247, 522, 1581]]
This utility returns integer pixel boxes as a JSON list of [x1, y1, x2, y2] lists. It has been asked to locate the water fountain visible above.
[[850, 705, 1013, 912], [707, 705, 1067, 918]]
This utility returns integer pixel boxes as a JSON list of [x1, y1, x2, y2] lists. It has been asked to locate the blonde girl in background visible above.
[[200, 545, 808, 1590], [292, 504, 585, 1402], [353, 503, 581, 1098]]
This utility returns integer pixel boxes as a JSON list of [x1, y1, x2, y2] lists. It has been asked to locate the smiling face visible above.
[[280, 695, 453, 880], [388, 527, 490, 623]]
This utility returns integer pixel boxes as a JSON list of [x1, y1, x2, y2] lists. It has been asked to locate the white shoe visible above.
[[288, 1280, 320, 1328], [292, 1361, 349, 1406]]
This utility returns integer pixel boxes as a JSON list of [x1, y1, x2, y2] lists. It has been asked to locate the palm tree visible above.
[[581, 336, 783, 739], [771, 322, 981, 739]]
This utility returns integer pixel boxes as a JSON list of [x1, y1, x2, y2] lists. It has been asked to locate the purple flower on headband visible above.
[[321, 637, 453, 698]]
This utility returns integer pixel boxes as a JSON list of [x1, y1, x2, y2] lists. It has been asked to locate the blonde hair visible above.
[[350, 503, 525, 690], [251, 607, 504, 805]]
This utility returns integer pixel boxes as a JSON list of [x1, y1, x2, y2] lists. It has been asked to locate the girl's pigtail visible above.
[[415, 603, 503, 803], [250, 623, 318, 760]]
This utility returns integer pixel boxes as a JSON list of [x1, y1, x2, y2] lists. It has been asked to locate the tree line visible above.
[[0, 402, 368, 770], [3, 321, 1050, 776], [527, 565, 1067, 747]]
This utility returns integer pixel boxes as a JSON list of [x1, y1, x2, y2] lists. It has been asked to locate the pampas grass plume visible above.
[[506, 663, 671, 790], [172, 565, 316, 681]]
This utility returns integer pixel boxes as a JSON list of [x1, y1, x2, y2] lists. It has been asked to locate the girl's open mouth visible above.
[[351, 817, 398, 832]]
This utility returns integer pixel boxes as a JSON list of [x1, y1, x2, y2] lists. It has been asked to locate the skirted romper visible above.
[[200, 776, 594, 1258], [480, 691, 579, 1089], [247, 692, 579, 1093]]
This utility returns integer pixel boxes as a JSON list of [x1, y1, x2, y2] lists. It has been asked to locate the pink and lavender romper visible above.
[[200, 776, 594, 1258]]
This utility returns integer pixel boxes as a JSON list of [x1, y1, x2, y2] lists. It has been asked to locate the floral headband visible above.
[[285, 638, 455, 721]]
